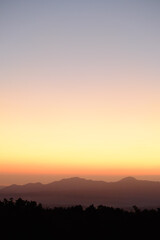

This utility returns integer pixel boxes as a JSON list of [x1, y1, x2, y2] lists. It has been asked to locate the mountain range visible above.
[[1, 177, 160, 208]]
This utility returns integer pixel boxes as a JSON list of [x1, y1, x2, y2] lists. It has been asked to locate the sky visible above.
[[0, 0, 160, 184]]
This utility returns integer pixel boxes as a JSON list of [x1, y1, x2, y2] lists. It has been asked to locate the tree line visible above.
[[0, 198, 160, 239]]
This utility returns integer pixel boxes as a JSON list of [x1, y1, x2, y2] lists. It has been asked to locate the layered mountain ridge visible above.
[[1, 177, 160, 208]]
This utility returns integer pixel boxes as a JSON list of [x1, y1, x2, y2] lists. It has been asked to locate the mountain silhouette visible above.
[[1, 177, 160, 208], [118, 176, 137, 182]]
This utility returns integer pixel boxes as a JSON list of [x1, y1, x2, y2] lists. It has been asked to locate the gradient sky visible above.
[[1, 0, 160, 184]]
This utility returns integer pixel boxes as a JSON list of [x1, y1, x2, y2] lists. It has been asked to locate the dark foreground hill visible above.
[[1, 177, 160, 208], [0, 198, 160, 240]]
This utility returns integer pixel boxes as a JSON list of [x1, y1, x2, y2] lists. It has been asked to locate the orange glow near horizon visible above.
[[1, 163, 160, 176], [1, 1, 160, 185], [1, 81, 160, 177]]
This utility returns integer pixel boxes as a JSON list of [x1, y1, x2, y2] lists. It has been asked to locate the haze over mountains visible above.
[[1, 177, 160, 208]]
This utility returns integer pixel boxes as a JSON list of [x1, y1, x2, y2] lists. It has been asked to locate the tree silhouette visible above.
[[0, 198, 160, 239]]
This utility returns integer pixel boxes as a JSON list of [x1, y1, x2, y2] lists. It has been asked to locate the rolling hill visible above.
[[1, 177, 160, 208]]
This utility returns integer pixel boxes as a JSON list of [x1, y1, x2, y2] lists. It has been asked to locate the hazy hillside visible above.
[[1, 177, 160, 208]]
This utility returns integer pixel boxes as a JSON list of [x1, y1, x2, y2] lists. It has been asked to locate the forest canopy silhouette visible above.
[[0, 198, 160, 240]]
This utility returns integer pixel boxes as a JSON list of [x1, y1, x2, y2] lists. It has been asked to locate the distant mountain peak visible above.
[[119, 177, 137, 182], [60, 177, 88, 183]]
